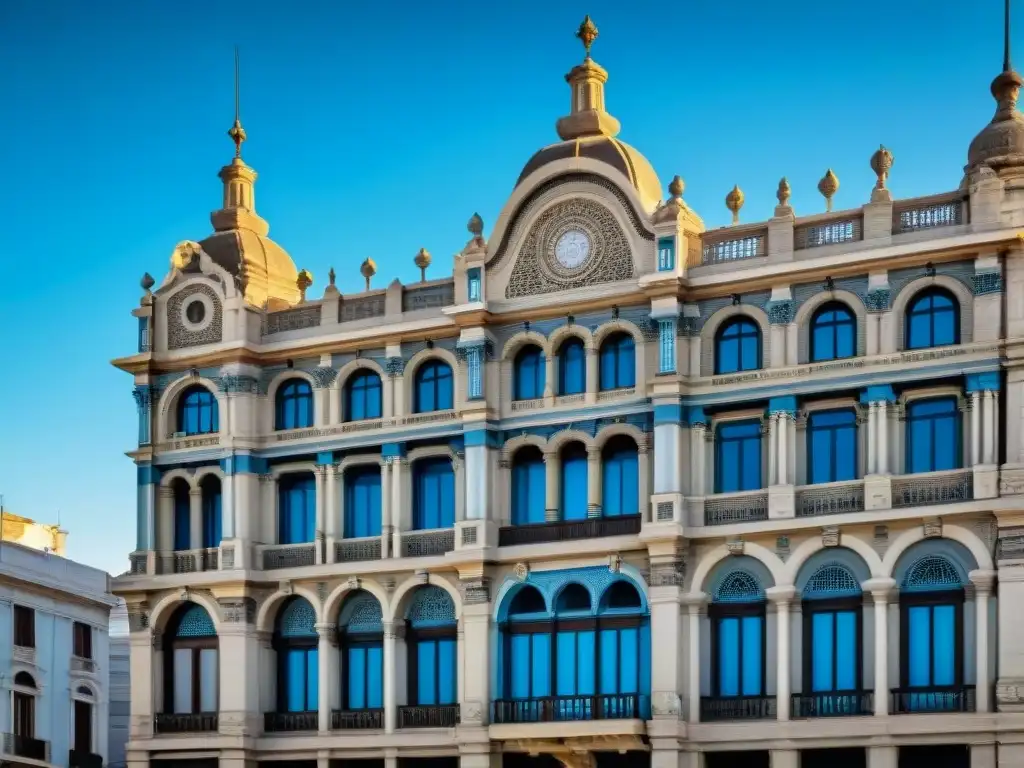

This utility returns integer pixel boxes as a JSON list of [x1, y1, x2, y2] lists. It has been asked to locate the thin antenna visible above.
[[234, 46, 241, 124], [1006, 0, 1013, 72], [227, 46, 247, 158]]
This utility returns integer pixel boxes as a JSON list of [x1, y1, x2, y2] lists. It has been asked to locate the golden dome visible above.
[[198, 226, 300, 307]]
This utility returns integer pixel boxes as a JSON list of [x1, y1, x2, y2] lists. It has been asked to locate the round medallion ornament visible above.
[[514, 562, 529, 581], [554, 229, 592, 269]]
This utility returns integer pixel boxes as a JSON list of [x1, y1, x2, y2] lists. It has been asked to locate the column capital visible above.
[[862, 576, 897, 601], [157, 486, 175, 499], [189, 486, 202, 497], [859, 384, 897, 404], [765, 585, 797, 605], [969, 569, 998, 592], [681, 592, 709, 615]]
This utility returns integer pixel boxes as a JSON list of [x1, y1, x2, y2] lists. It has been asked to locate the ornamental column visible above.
[[767, 586, 796, 721], [323, 464, 338, 541], [983, 390, 997, 465], [863, 577, 896, 716], [876, 401, 889, 475], [383, 621, 397, 733], [683, 592, 708, 723], [587, 446, 602, 518], [867, 403, 878, 474], [971, 390, 983, 465], [189, 487, 203, 550], [971, 570, 996, 713], [380, 459, 392, 557], [543, 450, 560, 522], [585, 346, 598, 405], [688, 409, 707, 497], [315, 623, 334, 732]]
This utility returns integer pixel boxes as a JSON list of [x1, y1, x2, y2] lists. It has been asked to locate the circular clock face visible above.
[[554, 229, 592, 269]]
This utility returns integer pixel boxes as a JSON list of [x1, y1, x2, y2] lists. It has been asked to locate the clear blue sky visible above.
[[0, 0, 1008, 575]]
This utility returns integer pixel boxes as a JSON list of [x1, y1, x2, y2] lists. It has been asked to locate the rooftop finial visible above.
[[227, 47, 247, 158], [1006, 0, 1013, 73], [577, 16, 598, 59]]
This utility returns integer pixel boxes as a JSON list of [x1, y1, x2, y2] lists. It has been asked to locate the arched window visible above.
[[599, 332, 635, 391], [497, 579, 650, 722], [558, 338, 586, 396], [905, 288, 959, 350], [799, 563, 863, 716], [73, 686, 94, 754], [898, 554, 966, 712], [907, 397, 960, 473], [274, 597, 318, 716], [715, 420, 762, 493], [337, 591, 384, 721], [344, 466, 382, 539], [200, 475, 222, 549], [275, 379, 313, 430], [708, 571, 766, 717], [810, 302, 856, 362], [514, 345, 546, 401], [164, 603, 218, 720], [172, 479, 191, 551], [406, 587, 458, 713], [601, 436, 639, 518], [279, 473, 316, 544], [511, 446, 546, 526], [178, 385, 218, 436], [414, 360, 454, 413], [560, 443, 589, 522], [413, 457, 455, 530], [808, 409, 857, 484], [13, 671, 36, 743], [715, 318, 761, 375], [346, 371, 383, 422]]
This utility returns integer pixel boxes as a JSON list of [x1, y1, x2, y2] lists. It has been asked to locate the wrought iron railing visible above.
[[154, 712, 219, 733], [893, 195, 965, 233], [200, 547, 218, 570], [400, 529, 456, 557], [700, 227, 768, 265], [264, 711, 318, 731], [890, 685, 976, 714], [158, 551, 196, 574], [335, 536, 383, 563], [262, 544, 316, 570], [791, 691, 872, 718], [492, 694, 642, 723], [398, 704, 460, 728], [2, 733, 50, 761], [331, 708, 384, 729], [71, 656, 95, 673], [891, 469, 973, 508], [704, 490, 769, 526], [499, 515, 641, 547], [796, 480, 865, 518], [699, 695, 776, 721], [794, 215, 863, 250]]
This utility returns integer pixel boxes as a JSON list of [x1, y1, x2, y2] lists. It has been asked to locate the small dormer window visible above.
[[657, 237, 675, 271], [467, 268, 482, 302]]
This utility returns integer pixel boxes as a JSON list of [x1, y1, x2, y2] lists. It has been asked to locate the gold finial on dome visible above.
[[227, 47, 246, 158], [415, 247, 432, 282], [577, 16, 599, 59], [468, 212, 484, 238], [726, 185, 745, 225], [297, 269, 313, 302], [776, 177, 792, 208], [818, 169, 839, 212], [360, 258, 377, 291], [668, 175, 685, 200], [870, 145, 894, 191]]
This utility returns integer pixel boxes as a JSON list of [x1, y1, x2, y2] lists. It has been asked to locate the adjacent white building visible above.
[[0, 541, 118, 768], [109, 599, 132, 768]]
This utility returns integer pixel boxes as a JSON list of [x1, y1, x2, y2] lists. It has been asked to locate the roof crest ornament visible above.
[[228, 46, 247, 159], [577, 15, 598, 60]]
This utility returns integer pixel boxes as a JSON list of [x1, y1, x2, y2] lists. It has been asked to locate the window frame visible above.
[[345, 371, 383, 422], [806, 408, 859, 484], [414, 360, 454, 413], [177, 385, 218, 436], [708, 601, 767, 698], [274, 378, 314, 431], [557, 337, 587, 396], [800, 596, 863, 695], [278, 473, 317, 544], [898, 588, 965, 690], [406, 624, 458, 706], [340, 629, 384, 711], [273, 601, 319, 714], [412, 456, 456, 530], [13, 605, 35, 648], [163, 607, 219, 716], [809, 301, 857, 362], [905, 396, 962, 473], [511, 447, 546, 526], [714, 317, 762, 375], [714, 419, 763, 493], [13, 688, 35, 738], [73, 621, 93, 660], [513, 345, 546, 401], [904, 288, 960, 350], [598, 332, 636, 391], [343, 464, 383, 539]]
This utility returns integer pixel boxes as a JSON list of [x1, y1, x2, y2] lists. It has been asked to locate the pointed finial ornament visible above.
[[725, 185, 745, 225], [668, 175, 685, 200], [577, 16, 598, 59], [870, 145, 894, 197], [468, 213, 484, 237], [360, 258, 377, 291], [296, 269, 313, 302], [415, 248, 432, 282], [328, 267, 336, 287], [141, 272, 155, 293], [776, 177, 792, 208], [227, 47, 247, 158], [818, 169, 840, 212]]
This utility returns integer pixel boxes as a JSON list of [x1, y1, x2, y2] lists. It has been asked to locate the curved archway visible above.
[[556, 335, 587, 396], [344, 369, 383, 422], [511, 445, 546, 526], [177, 384, 219, 436], [809, 301, 857, 362], [275, 378, 314, 430], [404, 586, 458, 714], [598, 331, 635, 391], [715, 316, 762, 375], [337, 591, 384, 719], [162, 603, 219, 722], [271, 597, 319, 723]]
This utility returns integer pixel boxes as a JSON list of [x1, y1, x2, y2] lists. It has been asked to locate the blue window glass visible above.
[[599, 332, 635, 391], [201, 479, 222, 548], [346, 644, 384, 709], [657, 237, 675, 271], [602, 438, 639, 517], [558, 338, 586, 396], [715, 615, 763, 696], [276, 598, 318, 713], [173, 482, 190, 551], [810, 302, 856, 362], [278, 474, 316, 544], [509, 632, 552, 699], [907, 397, 960, 473], [908, 604, 957, 688], [413, 637, 457, 705], [178, 386, 218, 436], [906, 288, 959, 350], [511, 447, 546, 526], [345, 371, 383, 421], [344, 466, 382, 538], [467, 267, 482, 302], [715, 420, 762, 493], [808, 409, 857, 483], [809, 610, 858, 692], [275, 379, 313, 430], [560, 444, 589, 521], [413, 458, 455, 530], [556, 630, 596, 696], [715, 318, 761, 375], [514, 345, 545, 400], [414, 360, 454, 413]]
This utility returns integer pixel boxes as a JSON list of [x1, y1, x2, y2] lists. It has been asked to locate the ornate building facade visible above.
[[113, 14, 1024, 768]]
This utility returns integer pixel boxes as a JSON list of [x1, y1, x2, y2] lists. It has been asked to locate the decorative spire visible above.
[[817, 169, 839, 212], [870, 145, 894, 201], [141, 272, 155, 294], [725, 185, 744, 225], [668, 175, 685, 200], [227, 47, 246, 158], [296, 269, 313, 302], [360, 258, 377, 291], [468, 212, 484, 239], [1007, 0, 1013, 72], [415, 247, 432, 281], [555, 17, 621, 141], [776, 177, 792, 208], [992, 0, 1024, 119]]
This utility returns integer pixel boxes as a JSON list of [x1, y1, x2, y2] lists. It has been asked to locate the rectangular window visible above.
[[73, 621, 92, 659], [413, 459, 455, 530], [74, 699, 92, 753], [808, 409, 858, 484], [199, 648, 218, 711], [173, 648, 193, 714], [907, 397, 960, 473], [908, 604, 957, 687], [279, 476, 316, 544], [415, 637, 456, 705], [14, 605, 34, 648], [810, 610, 857, 692], [347, 644, 383, 709], [658, 319, 676, 373], [555, 630, 596, 696], [715, 420, 762, 493], [345, 467, 382, 538], [561, 453, 589, 520], [510, 632, 552, 699], [657, 237, 675, 271], [467, 268, 482, 302]]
